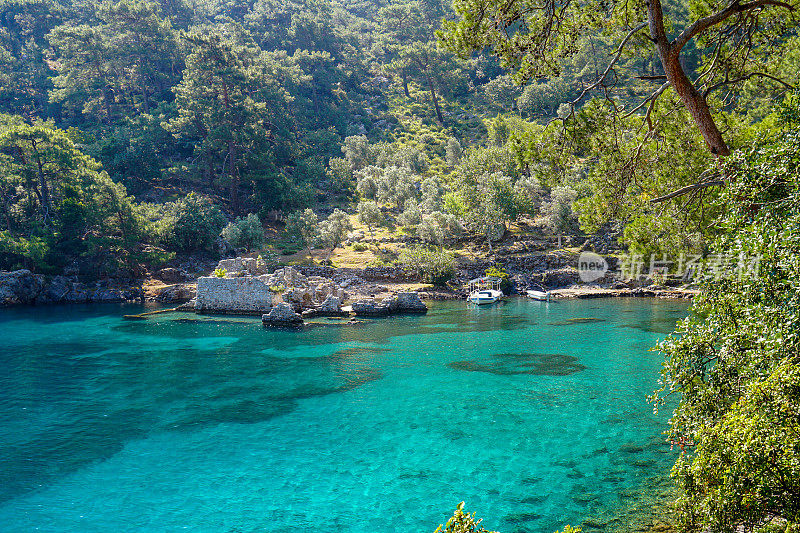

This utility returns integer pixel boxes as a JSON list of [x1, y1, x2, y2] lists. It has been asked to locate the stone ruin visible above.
[[196, 263, 346, 315], [195, 276, 273, 314], [195, 260, 428, 324]]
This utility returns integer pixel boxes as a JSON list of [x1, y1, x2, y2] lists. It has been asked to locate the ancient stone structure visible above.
[[195, 276, 273, 314]]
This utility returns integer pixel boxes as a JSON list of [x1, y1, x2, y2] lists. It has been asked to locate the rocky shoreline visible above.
[[0, 269, 145, 306], [0, 250, 697, 309]]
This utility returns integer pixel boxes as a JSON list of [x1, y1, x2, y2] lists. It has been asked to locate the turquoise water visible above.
[[0, 298, 687, 533]]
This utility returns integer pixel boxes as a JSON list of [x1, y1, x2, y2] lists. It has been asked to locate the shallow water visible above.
[[0, 298, 688, 533]]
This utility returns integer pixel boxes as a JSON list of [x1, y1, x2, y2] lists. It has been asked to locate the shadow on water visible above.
[[548, 317, 606, 326], [448, 352, 586, 376], [0, 339, 384, 505], [615, 321, 680, 335]]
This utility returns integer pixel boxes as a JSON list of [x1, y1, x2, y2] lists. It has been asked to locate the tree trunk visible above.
[[221, 81, 241, 213], [648, 0, 730, 156], [0, 185, 13, 231], [424, 71, 444, 125], [660, 56, 730, 156], [228, 140, 240, 214], [30, 139, 51, 224]]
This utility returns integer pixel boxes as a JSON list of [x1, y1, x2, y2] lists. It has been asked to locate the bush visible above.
[[352, 243, 368, 252], [159, 193, 226, 254], [485, 265, 511, 293], [222, 213, 265, 251], [398, 246, 455, 286]]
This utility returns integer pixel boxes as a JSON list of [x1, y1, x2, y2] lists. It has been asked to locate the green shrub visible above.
[[398, 246, 455, 286], [352, 243, 368, 252], [484, 265, 511, 293], [222, 213, 265, 251], [157, 193, 226, 254], [213, 268, 226, 278]]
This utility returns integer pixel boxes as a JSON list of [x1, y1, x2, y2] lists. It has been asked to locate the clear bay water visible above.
[[0, 298, 688, 533]]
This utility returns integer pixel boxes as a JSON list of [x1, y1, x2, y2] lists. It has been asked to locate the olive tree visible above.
[[285, 208, 320, 259], [357, 200, 384, 239], [319, 208, 353, 261]]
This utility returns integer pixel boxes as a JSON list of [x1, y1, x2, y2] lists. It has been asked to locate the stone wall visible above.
[[195, 276, 273, 314], [295, 266, 414, 282]]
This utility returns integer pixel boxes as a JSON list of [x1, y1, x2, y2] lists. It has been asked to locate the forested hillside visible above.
[[4, 0, 795, 278]]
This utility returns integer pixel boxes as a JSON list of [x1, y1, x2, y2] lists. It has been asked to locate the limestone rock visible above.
[[262, 302, 303, 327], [318, 295, 342, 313], [395, 291, 428, 313], [352, 292, 428, 316], [315, 295, 347, 317], [40, 275, 72, 303], [91, 288, 125, 302], [351, 298, 389, 316], [156, 284, 196, 303]]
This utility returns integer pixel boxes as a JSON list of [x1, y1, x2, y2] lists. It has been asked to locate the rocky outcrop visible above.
[[195, 276, 272, 314], [0, 269, 140, 306], [352, 292, 427, 317], [155, 284, 196, 303], [316, 295, 345, 316], [262, 302, 303, 327], [1, 270, 45, 305], [396, 291, 428, 312], [157, 267, 189, 283]]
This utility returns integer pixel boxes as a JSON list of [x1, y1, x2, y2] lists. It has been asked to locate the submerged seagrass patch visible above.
[[448, 352, 586, 376]]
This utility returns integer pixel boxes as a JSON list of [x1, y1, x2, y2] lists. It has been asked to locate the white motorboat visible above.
[[467, 277, 503, 305], [526, 289, 550, 301], [469, 289, 503, 305]]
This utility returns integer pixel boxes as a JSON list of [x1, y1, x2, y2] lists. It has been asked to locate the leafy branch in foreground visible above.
[[434, 502, 498, 533], [652, 95, 800, 531]]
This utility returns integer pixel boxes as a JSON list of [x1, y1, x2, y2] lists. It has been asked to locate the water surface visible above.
[[0, 298, 687, 532]]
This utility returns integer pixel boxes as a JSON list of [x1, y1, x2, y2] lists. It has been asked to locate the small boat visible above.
[[468, 277, 503, 305], [526, 289, 550, 301]]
